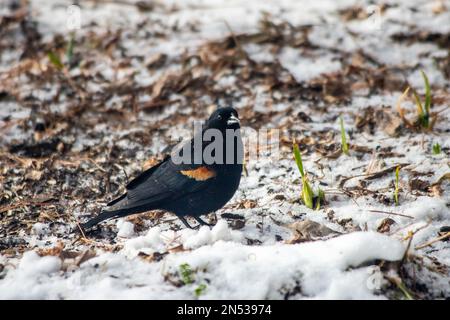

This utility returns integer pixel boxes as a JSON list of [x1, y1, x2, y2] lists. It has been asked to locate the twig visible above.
[[401, 231, 414, 264], [76, 220, 87, 239], [368, 209, 414, 219], [339, 163, 409, 187], [389, 220, 420, 236], [415, 232, 450, 250], [223, 20, 247, 59], [401, 220, 431, 240]]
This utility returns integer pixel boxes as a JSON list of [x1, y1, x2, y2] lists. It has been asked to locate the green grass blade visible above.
[[412, 90, 424, 117], [302, 177, 314, 209], [420, 70, 431, 114], [397, 281, 414, 300], [412, 89, 429, 128], [293, 142, 314, 208], [315, 188, 325, 210], [293, 143, 305, 178], [432, 143, 441, 155], [394, 166, 400, 205], [339, 116, 349, 155], [66, 33, 75, 64], [47, 52, 63, 70]]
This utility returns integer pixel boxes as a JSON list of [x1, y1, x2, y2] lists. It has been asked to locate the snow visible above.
[[182, 220, 245, 249], [279, 48, 342, 83], [0, 230, 404, 299], [31, 223, 49, 236], [117, 220, 136, 238], [0, 252, 63, 299]]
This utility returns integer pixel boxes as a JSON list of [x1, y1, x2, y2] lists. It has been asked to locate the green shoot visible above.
[[194, 284, 207, 297], [293, 142, 305, 178], [47, 52, 63, 70], [396, 281, 414, 300], [48, 33, 76, 70], [432, 143, 441, 155], [388, 275, 414, 300], [315, 188, 325, 210], [293, 143, 313, 209], [413, 70, 432, 128], [412, 90, 424, 120], [302, 178, 314, 210], [394, 166, 400, 206], [339, 116, 349, 155], [179, 263, 194, 285], [421, 70, 431, 115], [66, 33, 75, 64], [413, 90, 429, 128], [179, 263, 207, 297], [396, 70, 434, 130]]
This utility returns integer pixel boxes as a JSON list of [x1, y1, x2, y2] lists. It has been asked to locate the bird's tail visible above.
[[79, 193, 157, 230], [80, 210, 120, 230], [80, 193, 131, 230]]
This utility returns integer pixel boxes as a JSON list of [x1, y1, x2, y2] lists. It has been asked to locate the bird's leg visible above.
[[178, 216, 196, 229], [194, 216, 214, 227]]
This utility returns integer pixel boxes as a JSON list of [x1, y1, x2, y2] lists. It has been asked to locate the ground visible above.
[[0, 0, 449, 299]]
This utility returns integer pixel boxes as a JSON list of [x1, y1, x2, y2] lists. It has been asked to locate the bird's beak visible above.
[[227, 114, 240, 125]]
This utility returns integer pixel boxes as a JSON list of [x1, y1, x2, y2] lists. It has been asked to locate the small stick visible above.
[[76, 220, 87, 239], [368, 209, 414, 219], [223, 20, 246, 58], [401, 231, 414, 264], [415, 232, 450, 250], [389, 220, 419, 236], [395, 220, 431, 240], [339, 163, 409, 187]]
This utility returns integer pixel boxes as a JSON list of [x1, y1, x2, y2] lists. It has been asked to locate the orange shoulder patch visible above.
[[180, 167, 216, 181]]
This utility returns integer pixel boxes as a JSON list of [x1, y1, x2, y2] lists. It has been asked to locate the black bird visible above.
[[81, 107, 243, 230]]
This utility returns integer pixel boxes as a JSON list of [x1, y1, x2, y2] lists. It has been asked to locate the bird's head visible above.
[[206, 107, 240, 131]]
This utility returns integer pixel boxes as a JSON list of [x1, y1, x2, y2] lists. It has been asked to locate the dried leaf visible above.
[[377, 218, 396, 233], [37, 241, 64, 257], [168, 244, 186, 254], [145, 53, 167, 70], [241, 199, 257, 209], [409, 178, 430, 192]]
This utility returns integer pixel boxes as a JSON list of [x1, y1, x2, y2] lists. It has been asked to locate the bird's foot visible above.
[[178, 216, 215, 229], [178, 216, 196, 229], [194, 216, 214, 227]]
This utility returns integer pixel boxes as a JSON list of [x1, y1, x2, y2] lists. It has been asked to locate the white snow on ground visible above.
[[279, 48, 342, 83], [1, 0, 449, 299], [0, 229, 404, 299]]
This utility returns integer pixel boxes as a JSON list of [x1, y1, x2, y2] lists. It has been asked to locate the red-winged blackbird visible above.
[[81, 107, 243, 230]]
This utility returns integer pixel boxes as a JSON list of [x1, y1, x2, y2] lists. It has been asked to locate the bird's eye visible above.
[[217, 115, 222, 120]]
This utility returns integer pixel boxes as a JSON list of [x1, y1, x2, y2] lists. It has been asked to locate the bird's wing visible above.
[[125, 155, 170, 190], [113, 132, 218, 209], [121, 157, 216, 208]]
